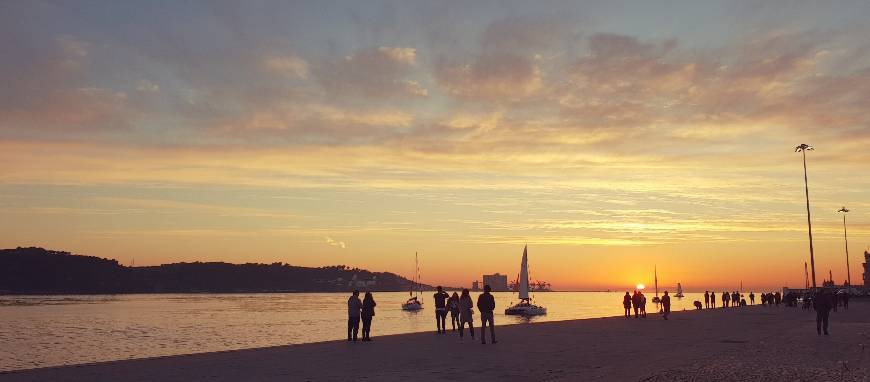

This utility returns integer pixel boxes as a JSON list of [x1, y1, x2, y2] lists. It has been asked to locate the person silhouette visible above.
[[623, 292, 632, 318], [347, 290, 362, 341], [434, 286, 449, 334], [477, 284, 497, 344], [639, 291, 647, 318], [661, 291, 671, 320], [458, 289, 475, 339], [749, 292, 755, 305], [722, 291, 730, 308], [704, 291, 710, 309], [448, 292, 460, 331], [361, 292, 377, 341], [813, 290, 833, 335], [710, 291, 716, 308], [631, 291, 641, 318]]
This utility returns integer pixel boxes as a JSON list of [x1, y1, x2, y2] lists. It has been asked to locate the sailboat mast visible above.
[[416, 252, 421, 296], [654, 265, 659, 298]]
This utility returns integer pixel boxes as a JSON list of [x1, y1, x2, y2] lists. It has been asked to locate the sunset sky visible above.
[[2, 1, 869, 291]]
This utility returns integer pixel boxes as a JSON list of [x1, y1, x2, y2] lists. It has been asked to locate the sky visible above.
[[2, 1, 869, 291]]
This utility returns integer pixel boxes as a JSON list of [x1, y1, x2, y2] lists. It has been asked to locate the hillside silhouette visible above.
[[0, 247, 433, 294]]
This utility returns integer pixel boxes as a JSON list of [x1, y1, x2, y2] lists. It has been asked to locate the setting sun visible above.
[[636, 284, 646, 290]]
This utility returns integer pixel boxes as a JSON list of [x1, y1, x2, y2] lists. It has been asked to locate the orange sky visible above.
[[1, 2, 869, 291]]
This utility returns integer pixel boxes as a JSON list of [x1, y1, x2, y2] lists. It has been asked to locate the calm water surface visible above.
[[0, 291, 715, 371]]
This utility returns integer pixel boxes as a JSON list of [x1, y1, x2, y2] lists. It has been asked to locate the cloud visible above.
[[136, 80, 160, 92], [434, 52, 542, 100], [480, 15, 571, 53], [264, 55, 310, 79], [325, 236, 346, 249], [313, 46, 427, 98]]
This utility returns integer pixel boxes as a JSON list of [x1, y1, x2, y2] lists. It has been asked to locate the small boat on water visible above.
[[675, 283, 684, 298], [505, 245, 547, 316], [651, 266, 661, 304], [401, 252, 423, 311]]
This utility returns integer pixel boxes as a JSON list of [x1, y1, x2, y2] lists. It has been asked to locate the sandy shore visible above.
[[2, 301, 869, 381]]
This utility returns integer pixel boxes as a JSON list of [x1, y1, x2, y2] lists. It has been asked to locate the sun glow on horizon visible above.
[[636, 284, 646, 290]]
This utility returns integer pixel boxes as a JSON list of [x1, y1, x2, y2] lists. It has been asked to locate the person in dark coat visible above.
[[661, 291, 671, 320], [433, 286, 450, 334], [813, 290, 833, 335], [476, 284, 497, 344], [631, 291, 641, 318], [361, 292, 376, 341], [458, 289, 475, 339], [347, 290, 362, 341], [448, 292, 461, 331], [623, 292, 632, 318]]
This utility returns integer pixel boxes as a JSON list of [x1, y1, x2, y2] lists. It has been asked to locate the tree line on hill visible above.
[[0, 247, 434, 294]]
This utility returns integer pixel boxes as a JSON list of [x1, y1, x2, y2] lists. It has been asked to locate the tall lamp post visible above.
[[795, 144, 816, 288], [838, 207, 851, 285]]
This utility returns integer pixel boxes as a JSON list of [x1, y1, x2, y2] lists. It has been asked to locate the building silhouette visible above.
[[864, 250, 869, 290], [482, 273, 509, 292]]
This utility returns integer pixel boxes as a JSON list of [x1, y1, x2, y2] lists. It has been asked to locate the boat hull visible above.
[[401, 302, 423, 311], [504, 304, 546, 316]]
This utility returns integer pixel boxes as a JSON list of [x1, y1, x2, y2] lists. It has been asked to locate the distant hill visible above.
[[0, 247, 437, 294]]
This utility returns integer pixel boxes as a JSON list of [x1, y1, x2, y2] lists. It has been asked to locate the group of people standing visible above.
[[347, 290, 377, 341], [433, 285, 497, 344], [346, 285, 498, 344], [702, 291, 761, 308], [622, 290, 671, 320]]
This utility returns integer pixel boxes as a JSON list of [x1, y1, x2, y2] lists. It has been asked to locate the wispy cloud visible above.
[[324, 236, 346, 249]]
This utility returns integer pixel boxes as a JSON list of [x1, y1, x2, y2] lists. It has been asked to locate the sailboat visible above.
[[401, 252, 423, 311], [504, 245, 547, 316], [675, 283, 684, 298], [651, 266, 661, 304]]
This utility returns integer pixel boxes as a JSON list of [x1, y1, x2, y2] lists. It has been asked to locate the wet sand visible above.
[[2, 301, 868, 381]]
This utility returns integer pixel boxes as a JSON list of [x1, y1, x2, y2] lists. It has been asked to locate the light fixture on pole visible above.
[[795, 143, 816, 288], [838, 206, 851, 285]]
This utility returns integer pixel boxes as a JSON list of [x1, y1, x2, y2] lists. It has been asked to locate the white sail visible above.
[[677, 283, 683, 294], [519, 245, 530, 300]]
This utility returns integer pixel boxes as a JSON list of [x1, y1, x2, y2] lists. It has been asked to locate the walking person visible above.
[[722, 291, 730, 308], [477, 285, 497, 344], [433, 286, 449, 334], [347, 290, 362, 341], [749, 292, 755, 305], [623, 292, 632, 318], [661, 291, 671, 320], [710, 291, 716, 308], [361, 292, 376, 341], [704, 291, 710, 309], [732, 292, 739, 307], [458, 289, 475, 339], [842, 292, 850, 310], [813, 290, 833, 335], [448, 292, 460, 331]]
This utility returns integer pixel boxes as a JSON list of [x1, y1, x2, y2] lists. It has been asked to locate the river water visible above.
[[0, 291, 718, 371]]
